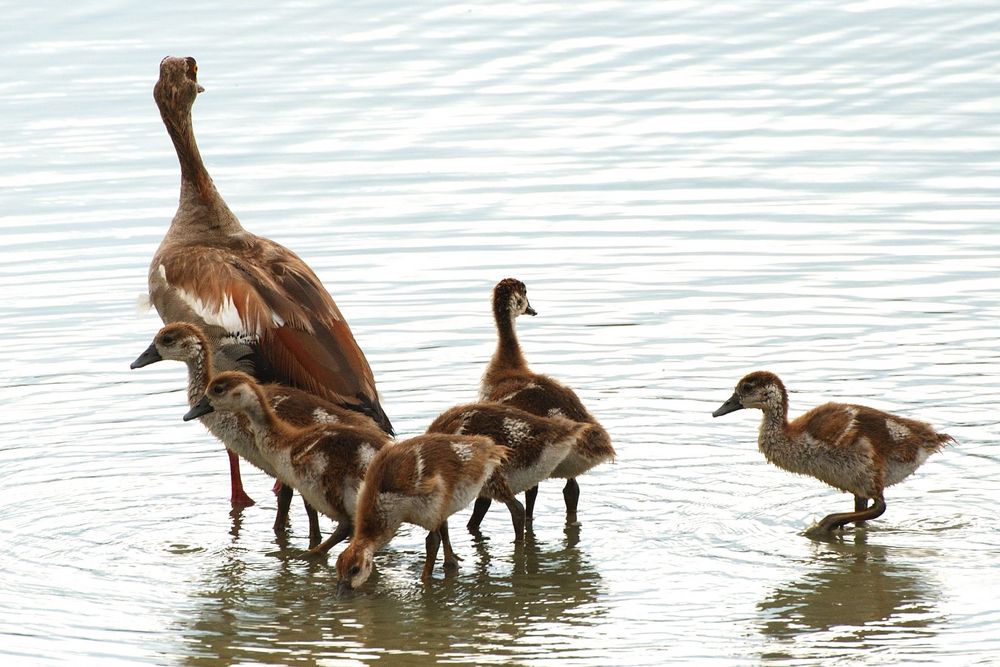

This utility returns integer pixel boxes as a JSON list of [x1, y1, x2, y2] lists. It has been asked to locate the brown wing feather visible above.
[[151, 236, 390, 431]]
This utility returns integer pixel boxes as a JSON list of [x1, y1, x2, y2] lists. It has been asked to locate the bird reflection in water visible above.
[[176, 520, 606, 665], [757, 532, 942, 660]]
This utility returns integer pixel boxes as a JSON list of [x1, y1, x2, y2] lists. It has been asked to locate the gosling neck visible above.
[[238, 385, 294, 445], [184, 340, 214, 407], [491, 305, 528, 372], [354, 489, 397, 554], [756, 396, 792, 459]]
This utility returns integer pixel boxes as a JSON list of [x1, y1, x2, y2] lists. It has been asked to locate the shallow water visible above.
[[2, 1, 1000, 665]]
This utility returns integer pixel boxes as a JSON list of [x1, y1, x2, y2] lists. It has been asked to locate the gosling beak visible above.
[[130, 343, 162, 369], [525, 302, 537, 316], [336, 580, 353, 598], [183, 395, 214, 421], [197, 84, 205, 93], [712, 393, 744, 418]]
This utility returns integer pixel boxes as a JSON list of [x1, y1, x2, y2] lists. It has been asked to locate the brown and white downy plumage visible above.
[[713, 370, 952, 533], [427, 402, 590, 540], [335, 434, 509, 592], [148, 56, 392, 504], [183, 371, 391, 556], [480, 278, 615, 521], [131, 322, 382, 546]]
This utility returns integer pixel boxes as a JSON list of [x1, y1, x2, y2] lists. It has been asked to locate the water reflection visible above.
[[757, 532, 941, 661], [177, 522, 605, 665]]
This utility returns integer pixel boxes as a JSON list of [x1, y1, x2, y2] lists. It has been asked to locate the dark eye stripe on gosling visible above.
[[713, 370, 952, 534]]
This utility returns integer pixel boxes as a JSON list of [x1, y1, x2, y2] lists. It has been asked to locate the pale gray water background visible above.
[[2, 1, 1000, 665]]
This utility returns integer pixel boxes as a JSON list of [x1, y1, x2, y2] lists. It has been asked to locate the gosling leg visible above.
[[505, 497, 526, 543], [467, 497, 492, 534], [439, 519, 462, 573], [273, 483, 293, 533], [422, 528, 442, 581], [304, 501, 322, 549], [525, 485, 539, 521], [853, 496, 869, 527], [816, 497, 886, 533], [300, 521, 351, 558], [563, 478, 580, 522]]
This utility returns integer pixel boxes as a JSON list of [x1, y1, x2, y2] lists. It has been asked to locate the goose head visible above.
[[153, 56, 205, 118]]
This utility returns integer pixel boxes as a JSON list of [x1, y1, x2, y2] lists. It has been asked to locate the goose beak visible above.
[[130, 343, 163, 369], [525, 303, 537, 316], [197, 84, 205, 93], [712, 393, 744, 418], [183, 395, 215, 421], [336, 580, 353, 598]]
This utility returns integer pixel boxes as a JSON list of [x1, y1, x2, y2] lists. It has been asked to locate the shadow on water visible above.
[[175, 519, 606, 665], [756, 531, 942, 662]]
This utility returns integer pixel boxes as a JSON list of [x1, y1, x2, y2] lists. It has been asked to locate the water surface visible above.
[[2, 1, 999, 665]]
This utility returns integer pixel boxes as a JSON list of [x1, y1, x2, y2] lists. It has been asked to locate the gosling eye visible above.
[[212, 385, 225, 395], [185, 57, 198, 81], [161, 334, 174, 346], [740, 382, 753, 394], [349, 565, 361, 576]]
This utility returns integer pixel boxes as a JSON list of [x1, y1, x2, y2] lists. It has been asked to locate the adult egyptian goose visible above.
[[427, 402, 590, 540], [148, 56, 392, 505], [479, 278, 615, 522], [335, 433, 509, 591], [183, 371, 391, 556], [713, 370, 952, 534], [131, 322, 381, 546]]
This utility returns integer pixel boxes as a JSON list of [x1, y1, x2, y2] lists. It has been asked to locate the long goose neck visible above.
[[159, 102, 242, 237], [161, 104, 213, 203], [491, 303, 528, 371]]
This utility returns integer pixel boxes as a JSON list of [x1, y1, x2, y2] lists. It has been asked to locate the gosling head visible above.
[[336, 542, 375, 595], [183, 371, 259, 421], [713, 371, 787, 417], [131, 322, 206, 369], [493, 277, 537, 320]]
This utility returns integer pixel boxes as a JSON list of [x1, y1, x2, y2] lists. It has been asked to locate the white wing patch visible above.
[[450, 440, 475, 462], [312, 407, 340, 424], [502, 416, 532, 444], [172, 284, 250, 335], [358, 444, 378, 470], [886, 420, 912, 441]]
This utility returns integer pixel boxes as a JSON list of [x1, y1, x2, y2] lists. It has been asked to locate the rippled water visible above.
[[3, 1, 1000, 665]]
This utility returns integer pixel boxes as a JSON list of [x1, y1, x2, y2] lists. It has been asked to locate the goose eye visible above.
[[161, 335, 174, 345], [212, 385, 224, 394], [740, 382, 752, 393], [349, 565, 361, 576], [185, 57, 198, 81]]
